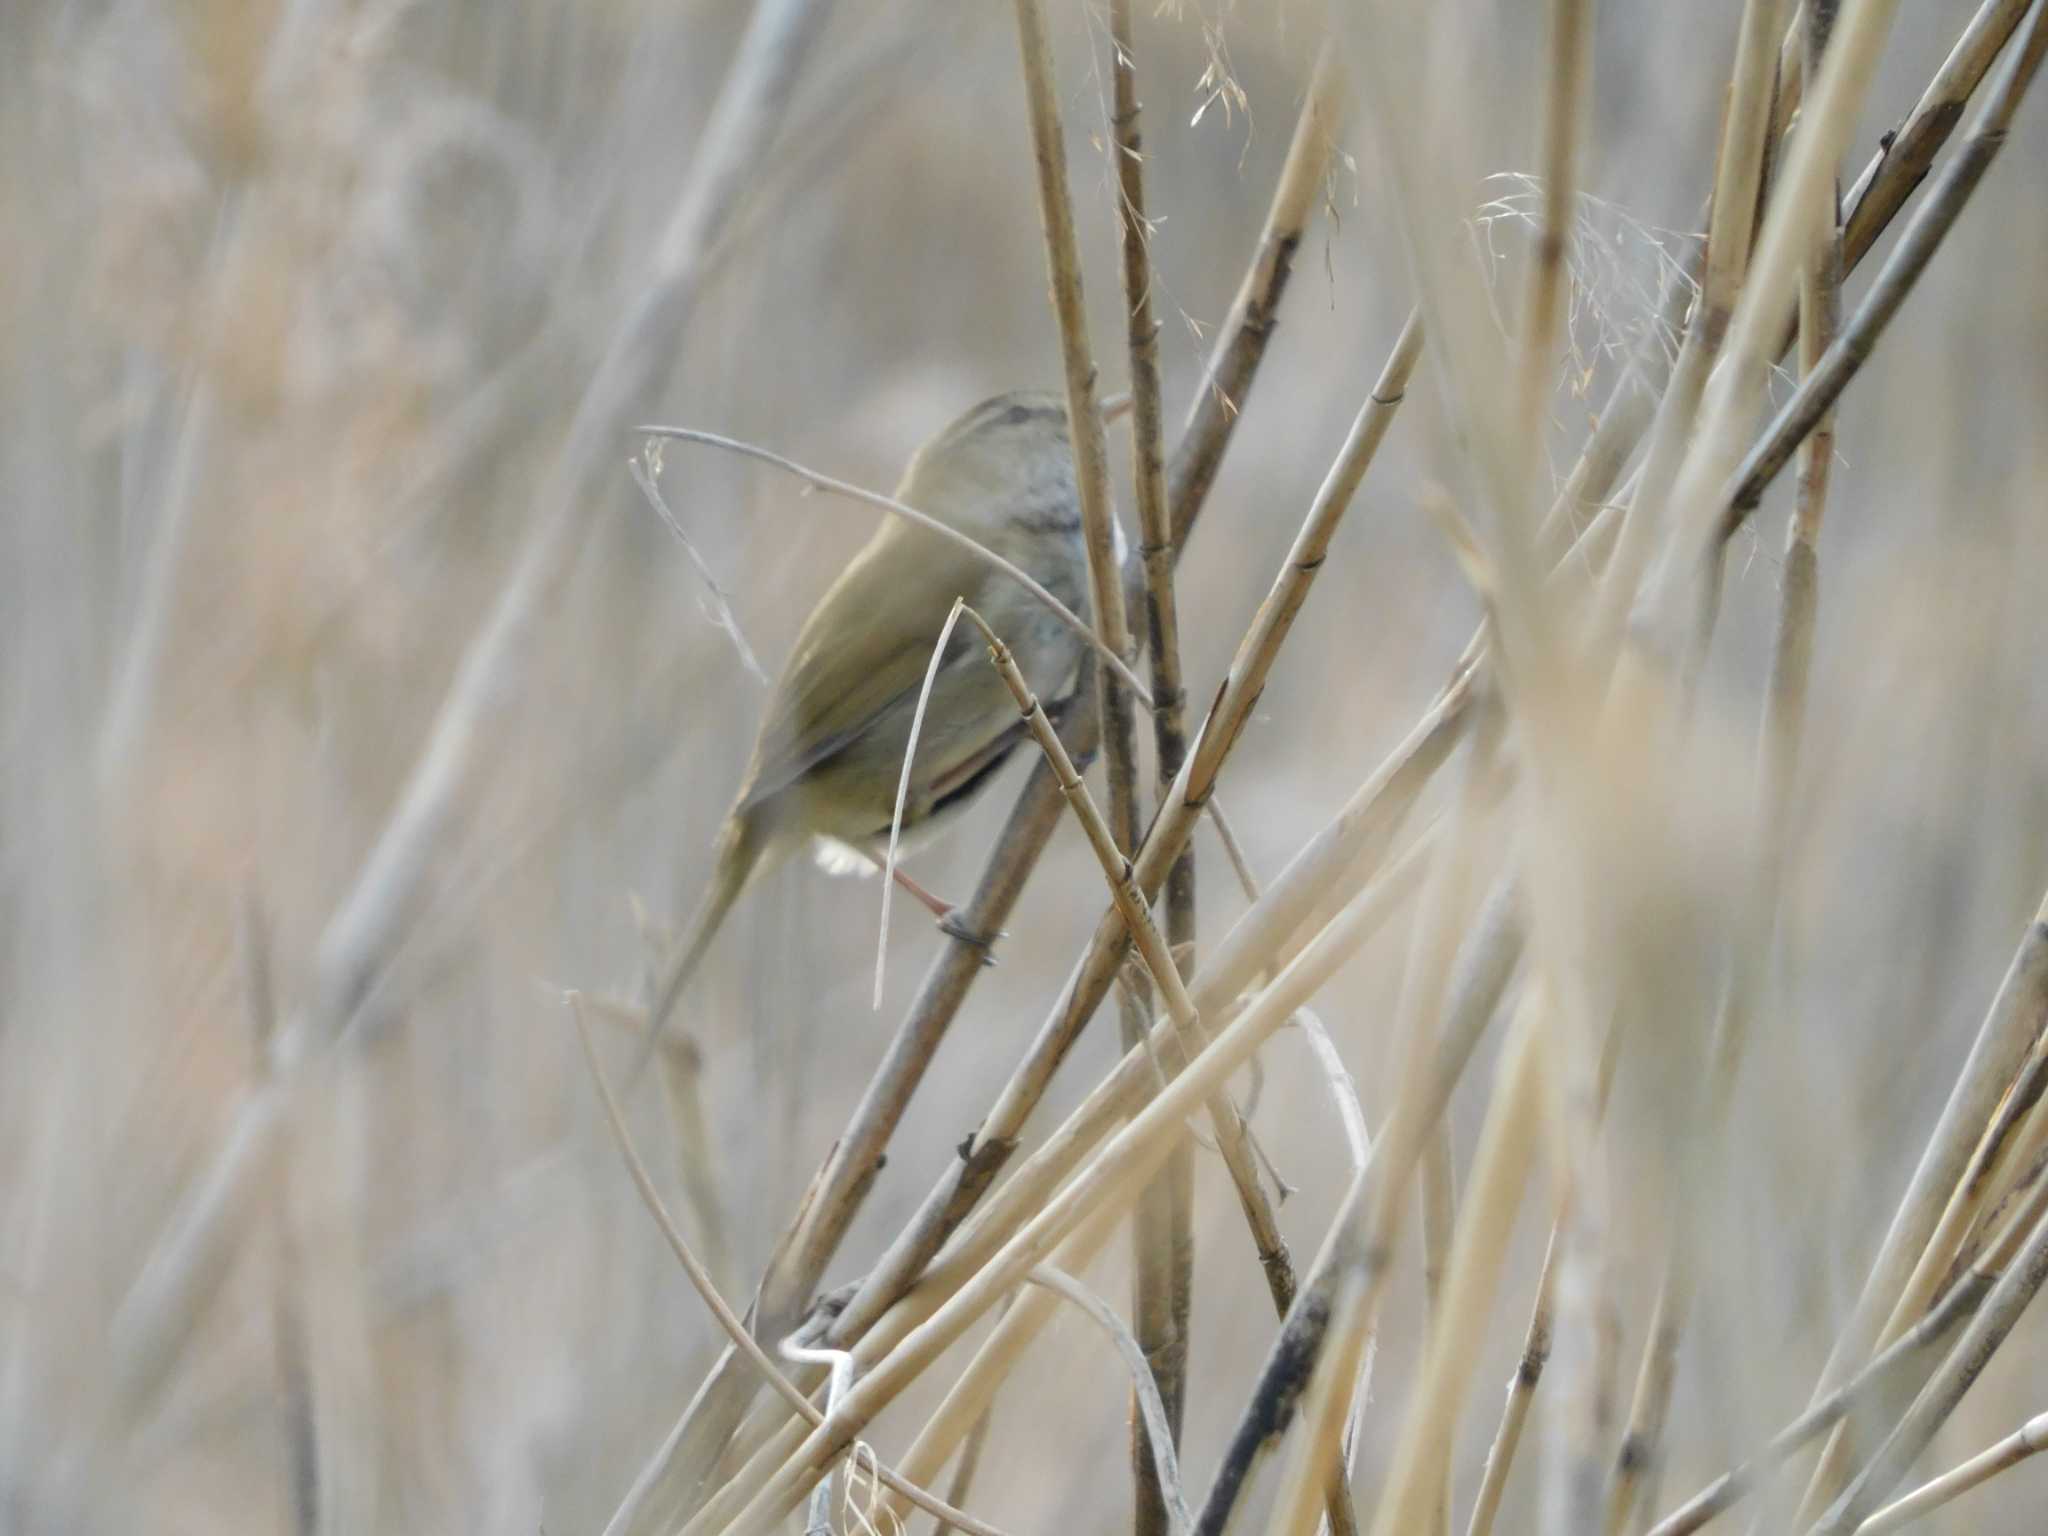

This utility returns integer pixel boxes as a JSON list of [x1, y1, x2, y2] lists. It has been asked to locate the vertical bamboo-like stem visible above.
[[1589, 0, 1785, 665], [929, 1397, 997, 1536], [1106, 6, 1194, 1519], [1783, 43, 2048, 1517], [1193, 713, 1516, 1536], [1636, 0, 1900, 649], [1007, 0, 1136, 852], [1602, 1260, 1684, 1536], [1419, 1125, 1458, 1536], [1465, 1235, 1560, 1536], [1607, 10, 1847, 1528], [1355, 996, 1548, 1536], [1187, 831, 1523, 1536]]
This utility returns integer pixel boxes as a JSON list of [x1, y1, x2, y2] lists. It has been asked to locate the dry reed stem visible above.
[[1366, 992, 1549, 1536], [929, 1393, 997, 1536], [664, 846, 1436, 1536], [1335, 722, 1511, 1536], [106, 1079, 288, 1422], [1109, 6, 1199, 1510], [1166, 44, 1343, 545], [1193, 736, 1523, 1536], [1839, 0, 2037, 270], [1792, 883, 2048, 1518], [962, 602, 1353, 1536], [1853, 1409, 2048, 1534], [1909, 1047, 2048, 1309], [1465, 949, 1635, 1536], [1633, 0, 1898, 650], [631, 427, 1150, 708], [709, 881, 1452, 1536], [1606, 10, 1847, 1523], [1587, 0, 1783, 665], [1719, 0, 2048, 538], [874, 1205, 1126, 1530], [1465, 1232, 1560, 1536], [1006, 0, 1142, 871], [1641, 1169, 2048, 1536], [570, 997, 1011, 1536], [1810, 1188, 2048, 1533], [1603, 1260, 1684, 1536], [240, 898, 316, 1536], [1419, 1120, 1457, 1536]]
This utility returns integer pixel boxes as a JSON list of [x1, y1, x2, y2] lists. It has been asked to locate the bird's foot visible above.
[[938, 909, 1004, 965]]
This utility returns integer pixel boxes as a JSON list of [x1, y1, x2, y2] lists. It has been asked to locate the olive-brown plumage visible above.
[[652, 392, 1093, 1027]]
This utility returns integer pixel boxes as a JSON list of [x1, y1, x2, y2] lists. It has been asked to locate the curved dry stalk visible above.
[[1291, 1009, 1373, 1173], [877, 600, 973, 1006], [569, 997, 1010, 1536], [1853, 1409, 2048, 1534], [632, 426, 1150, 706], [1027, 1265, 1195, 1536]]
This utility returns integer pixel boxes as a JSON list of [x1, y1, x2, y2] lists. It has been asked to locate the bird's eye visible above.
[[999, 404, 1036, 428]]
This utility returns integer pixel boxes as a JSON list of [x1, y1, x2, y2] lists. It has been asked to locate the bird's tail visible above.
[[635, 813, 764, 1078]]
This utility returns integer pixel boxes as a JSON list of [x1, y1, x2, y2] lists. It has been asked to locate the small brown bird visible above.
[[651, 391, 1096, 1029]]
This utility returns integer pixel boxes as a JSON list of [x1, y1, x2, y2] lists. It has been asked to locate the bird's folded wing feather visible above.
[[737, 524, 998, 810]]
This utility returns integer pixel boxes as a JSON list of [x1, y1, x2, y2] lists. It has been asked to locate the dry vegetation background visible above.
[[3, 1, 2048, 1534]]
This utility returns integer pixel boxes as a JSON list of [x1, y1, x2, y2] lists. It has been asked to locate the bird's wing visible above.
[[737, 521, 997, 811]]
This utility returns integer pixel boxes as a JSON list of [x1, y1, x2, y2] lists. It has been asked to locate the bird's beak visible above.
[[1100, 391, 1134, 424]]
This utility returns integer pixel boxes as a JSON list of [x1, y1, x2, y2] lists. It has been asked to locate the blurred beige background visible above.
[[3, 1, 2047, 1531]]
